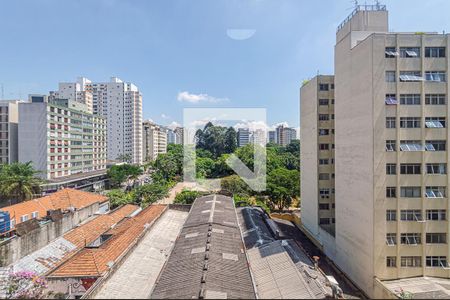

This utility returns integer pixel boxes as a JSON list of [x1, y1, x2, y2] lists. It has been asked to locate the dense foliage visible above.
[[0, 162, 43, 204], [6, 271, 48, 299], [107, 164, 143, 188], [174, 189, 205, 205]]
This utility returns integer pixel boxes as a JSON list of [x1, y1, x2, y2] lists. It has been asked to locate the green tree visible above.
[[0, 162, 43, 204], [265, 168, 300, 210], [107, 164, 143, 188], [136, 183, 169, 207], [220, 175, 250, 195], [106, 189, 136, 209], [174, 189, 203, 205], [116, 153, 132, 163], [224, 127, 238, 153]]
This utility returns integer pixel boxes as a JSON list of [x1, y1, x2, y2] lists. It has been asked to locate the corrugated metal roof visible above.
[[237, 207, 331, 299], [151, 195, 256, 299]]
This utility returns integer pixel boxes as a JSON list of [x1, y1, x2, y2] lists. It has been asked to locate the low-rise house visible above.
[[46, 204, 166, 298]]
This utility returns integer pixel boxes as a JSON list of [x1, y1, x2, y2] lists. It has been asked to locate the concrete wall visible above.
[[0, 203, 99, 266], [18, 102, 48, 178], [300, 77, 320, 238]]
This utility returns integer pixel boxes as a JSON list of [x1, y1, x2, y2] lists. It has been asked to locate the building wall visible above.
[[0, 203, 100, 267], [0, 101, 20, 164], [18, 102, 48, 176]]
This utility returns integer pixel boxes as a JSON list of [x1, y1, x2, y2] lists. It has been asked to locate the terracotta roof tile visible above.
[[1, 189, 108, 226], [48, 204, 166, 278]]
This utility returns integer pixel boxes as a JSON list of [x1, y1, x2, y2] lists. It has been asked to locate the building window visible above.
[[386, 164, 396, 175], [319, 114, 329, 121], [330, 84, 335, 89], [386, 71, 396, 82], [425, 117, 446, 128], [400, 117, 421, 128], [386, 233, 397, 246], [400, 164, 421, 175], [401, 256, 422, 267], [20, 215, 29, 222], [319, 84, 329, 91], [319, 99, 329, 106], [425, 94, 446, 105], [319, 173, 330, 180], [399, 71, 423, 82], [319, 144, 329, 150], [400, 210, 422, 221], [400, 233, 421, 245], [386, 256, 397, 267], [385, 47, 398, 58], [400, 94, 421, 105], [426, 163, 446, 175], [319, 218, 331, 225], [425, 187, 446, 198], [400, 187, 421, 198], [425, 47, 446, 58], [425, 71, 446, 82], [426, 140, 446, 151], [31, 211, 39, 219], [385, 94, 398, 105], [400, 140, 423, 151], [319, 203, 330, 210], [319, 189, 330, 198], [386, 140, 396, 152], [386, 117, 396, 128], [426, 256, 447, 268], [319, 159, 329, 165], [399, 47, 421, 58], [386, 187, 397, 198], [386, 210, 397, 221], [426, 233, 447, 244], [319, 129, 329, 136]]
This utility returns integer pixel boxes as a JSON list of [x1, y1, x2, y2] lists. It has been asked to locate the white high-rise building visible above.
[[237, 128, 250, 147], [53, 77, 143, 164]]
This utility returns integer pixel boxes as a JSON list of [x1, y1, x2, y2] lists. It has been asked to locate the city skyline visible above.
[[1, 0, 450, 128]]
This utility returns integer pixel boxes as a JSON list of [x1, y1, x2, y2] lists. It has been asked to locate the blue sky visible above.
[[1, 0, 449, 128]]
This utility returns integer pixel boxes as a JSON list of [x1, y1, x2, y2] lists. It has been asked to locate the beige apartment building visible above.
[[0, 100, 21, 164], [301, 4, 450, 298], [19, 96, 107, 180], [300, 75, 336, 237], [143, 120, 167, 161]]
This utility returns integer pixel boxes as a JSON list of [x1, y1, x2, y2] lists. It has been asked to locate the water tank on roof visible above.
[[0, 211, 11, 234]]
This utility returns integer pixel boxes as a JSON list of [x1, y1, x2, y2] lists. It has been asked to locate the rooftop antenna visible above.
[[374, 0, 381, 9]]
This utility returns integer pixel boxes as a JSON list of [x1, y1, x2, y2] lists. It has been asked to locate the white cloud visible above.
[[234, 120, 269, 131], [161, 113, 170, 119], [177, 91, 229, 104], [166, 121, 181, 130]]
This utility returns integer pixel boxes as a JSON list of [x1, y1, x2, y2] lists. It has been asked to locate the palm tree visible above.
[[0, 162, 43, 205]]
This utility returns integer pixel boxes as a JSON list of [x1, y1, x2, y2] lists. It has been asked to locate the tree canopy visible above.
[[0, 162, 43, 204]]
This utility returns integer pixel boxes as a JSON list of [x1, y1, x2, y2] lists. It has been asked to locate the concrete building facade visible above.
[[300, 75, 336, 238], [54, 77, 143, 164], [143, 121, 167, 161], [238, 128, 250, 147], [18, 96, 106, 180], [301, 4, 450, 297], [0, 100, 20, 164]]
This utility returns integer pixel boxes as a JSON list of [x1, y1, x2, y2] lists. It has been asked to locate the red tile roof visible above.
[[1, 189, 109, 225], [63, 204, 139, 248], [48, 204, 167, 278]]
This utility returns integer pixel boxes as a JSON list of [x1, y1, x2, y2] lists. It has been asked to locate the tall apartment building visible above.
[[301, 4, 450, 297], [237, 128, 250, 147], [18, 96, 107, 180], [250, 129, 267, 146], [49, 77, 93, 113], [268, 130, 277, 144], [143, 121, 167, 161], [54, 77, 143, 164], [276, 124, 297, 146], [167, 127, 184, 145], [0, 100, 20, 164], [301, 76, 336, 237]]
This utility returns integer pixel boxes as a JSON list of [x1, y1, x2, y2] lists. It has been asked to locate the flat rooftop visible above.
[[237, 207, 332, 299], [381, 277, 450, 299], [93, 209, 188, 299], [150, 195, 256, 299]]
